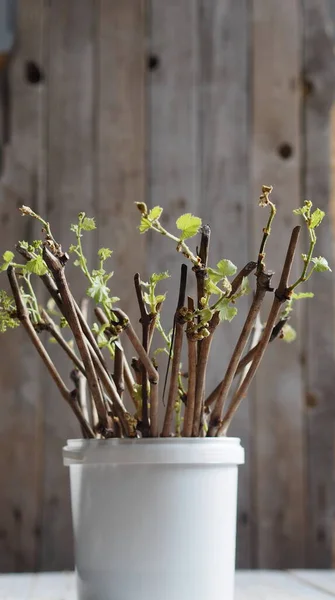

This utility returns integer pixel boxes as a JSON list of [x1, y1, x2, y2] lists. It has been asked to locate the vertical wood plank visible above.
[[199, 0, 251, 568], [303, 0, 335, 568], [0, 0, 45, 572], [148, 0, 199, 336], [97, 0, 146, 329], [251, 0, 305, 567], [40, 0, 95, 570]]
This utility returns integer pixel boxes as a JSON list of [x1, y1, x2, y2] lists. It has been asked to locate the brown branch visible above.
[[113, 341, 125, 398], [40, 309, 86, 377], [134, 272, 152, 436], [43, 246, 108, 429], [229, 261, 257, 297], [113, 308, 159, 436], [16, 243, 108, 371], [204, 317, 287, 411], [94, 306, 137, 406], [148, 301, 163, 352], [182, 298, 197, 437], [217, 225, 301, 436], [113, 309, 159, 384], [161, 265, 187, 437], [208, 269, 273, 436], [195, 225, 211, 308], [70, 369, 92, 439], [193, 311, 220, 436], [7, 266, 94, 439]]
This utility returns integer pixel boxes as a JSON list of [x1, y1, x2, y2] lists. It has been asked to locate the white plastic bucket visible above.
[[63, 438, 244, 600]]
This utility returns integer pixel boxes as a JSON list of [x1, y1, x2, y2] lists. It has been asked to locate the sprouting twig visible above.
[[217, 225, 301, 436], [161, 265, 187, 437], [182, 298, 197, 437], [134, 272, 152, 436], [257, 185, 276, 269], [7, 266, 94, 439], [229, 261, 257, 297], [110, 311, 159, 383], [193, 310, 220, 436], [94, 306, 137, 407], [208, 269, 273, 436], [113, 307, 159, 436], [195, 225, 211, 309], [43, 246, 109, 429], [16, 243, 108, 372], [78, 297, 93, 427], [148, 301, 163, 352], [40, 309, 86, 377]]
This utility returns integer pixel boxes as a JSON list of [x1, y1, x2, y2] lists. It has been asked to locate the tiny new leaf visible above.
[[3, 251, 14, 263], [148, 206, 163, 221], [218, 299, 238, 322], [87, 277, 110, 303], [216, 258, 237, 277], [309, 208, 325, 229], [282, 323, 297, 343], [81, 217, 96, 231], [150, 271, 170, 283], [139, 218, 151, 233], [98, 248, 113, 261], [311, 256, 331, 272], [25, 256, 48, 276], [176, 213, 202, 240], [291, 291, 314, 300]]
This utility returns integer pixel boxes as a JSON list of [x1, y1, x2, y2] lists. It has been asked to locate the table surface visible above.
[[0, 571, 335, 599]]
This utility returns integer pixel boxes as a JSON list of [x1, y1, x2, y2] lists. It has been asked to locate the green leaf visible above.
[[282, 323, 297, 343], [60, 317, 69, 328], [205, 278, 223, 296], [176, 213, 202, 240], [81, 217, 96, 231], [293, 207, 309, 216], [150, 271, 170, 283], [207, 268, 222, 284], [69, 244, 77, 253], [143, 292, 152, 306], [107, 296, 120, 305], [0, 291, 19, 333], [32, 240, 42, 250], [198, 308, 213, 324], [70, 224, 79, 235], [293, 200, 312, 218], [18, 241, 29, 250], [219, 300, 238, 322], [291, 291, 314, 300], [139, 217, 151, 233], [311, 256, 332, 272], [241, 276, 251, 296], [216, 258, 237, 277], [98, 248, 113, 261], [155, 294, 166, 306], [309, 208, 325, 229], [148, 206, 163, 221], [87, 277, 110, 303], [25, 256, 48, 276], [3, 251, 14, 263]]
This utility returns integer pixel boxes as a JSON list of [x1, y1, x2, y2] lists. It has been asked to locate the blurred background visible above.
[[0, 0, 335, 573]]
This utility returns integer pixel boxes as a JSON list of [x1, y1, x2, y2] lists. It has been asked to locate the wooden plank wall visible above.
[[0, 0, 334, 571]]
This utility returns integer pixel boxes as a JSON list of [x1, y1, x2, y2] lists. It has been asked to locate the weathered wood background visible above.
[[0, 0, 334, 571]]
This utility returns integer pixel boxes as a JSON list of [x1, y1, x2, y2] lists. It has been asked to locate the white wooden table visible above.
[[0, 571, 334, 599]]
